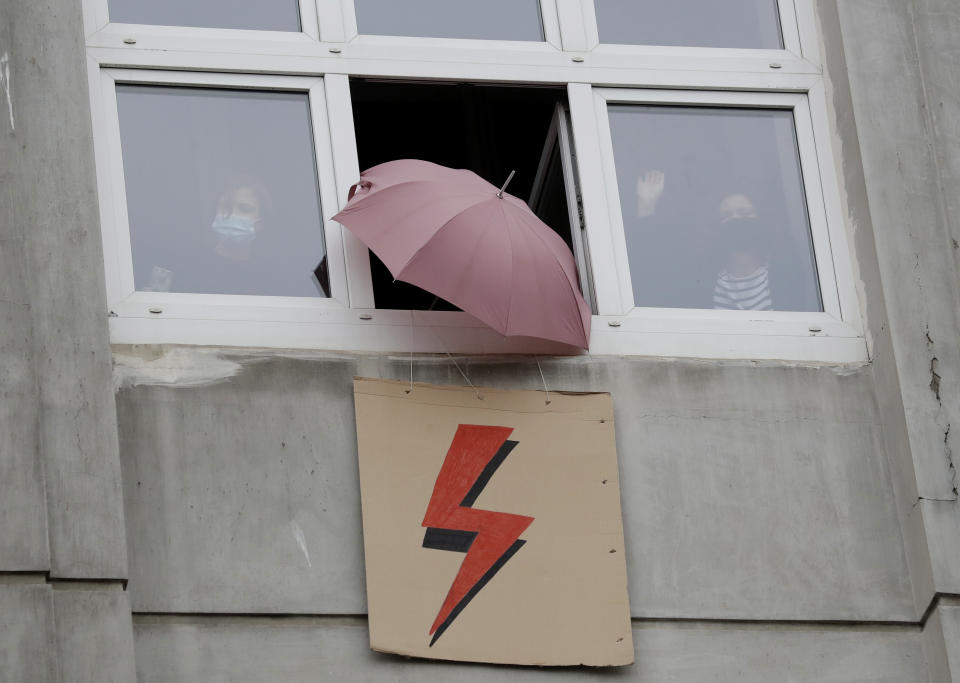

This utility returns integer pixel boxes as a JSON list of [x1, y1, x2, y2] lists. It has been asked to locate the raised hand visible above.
[[636, 169, 665, 217]]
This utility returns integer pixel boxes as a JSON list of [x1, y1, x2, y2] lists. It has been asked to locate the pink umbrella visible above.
[[332, 159, 591, 349]]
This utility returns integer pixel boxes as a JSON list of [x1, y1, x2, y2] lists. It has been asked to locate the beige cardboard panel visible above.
[[354, 378, 633, 666]]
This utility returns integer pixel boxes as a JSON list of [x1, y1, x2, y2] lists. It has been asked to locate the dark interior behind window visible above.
[[350, 80, 572, 310]]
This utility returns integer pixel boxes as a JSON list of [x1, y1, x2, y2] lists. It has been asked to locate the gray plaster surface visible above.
[[0, 585, 59, 683], [921, 605, 954, 683], [921, 500, 960, 593], [0, 298, 48, 570], [52, 588, 137, 683], [938, 600, 960, 683], [837, 0, 960, 505], [913, 0, 960, 318], [118, 350, 913, 620], [816, 0, 936, 615], [132, 616, 927, 683], [0, 2, 48, 574], [5, 0, 128, 578], [118, 353, 368, 614]]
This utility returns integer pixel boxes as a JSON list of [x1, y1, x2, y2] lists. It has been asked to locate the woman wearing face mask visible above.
[[167, 180, 299, 296], [709, 193, 773, 310], [210, 184, 264, 263], [636, 171, 803, 311], [140, 178, 326, 297]]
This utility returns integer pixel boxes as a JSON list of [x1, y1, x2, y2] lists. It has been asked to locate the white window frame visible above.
[[91, 70, 353, 316], [82, 0, 867, 361]]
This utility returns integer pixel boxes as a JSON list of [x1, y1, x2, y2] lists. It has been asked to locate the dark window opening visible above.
[[350, 79, 574, 310]]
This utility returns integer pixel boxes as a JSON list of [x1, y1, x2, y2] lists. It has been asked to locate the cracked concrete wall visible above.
[[815, 0, 938, 619], [835, 0, 960, 602]]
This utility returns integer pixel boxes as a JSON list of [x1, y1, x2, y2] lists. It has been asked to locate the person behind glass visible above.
[[636, 171, 778, 311], [148, 180, 274, 295], [210, 182, 265, 264]]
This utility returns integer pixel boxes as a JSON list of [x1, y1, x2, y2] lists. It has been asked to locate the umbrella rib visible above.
[[339, 181, 488, 271], [501, 198, 516, 336], [397, 194, 492, 279]]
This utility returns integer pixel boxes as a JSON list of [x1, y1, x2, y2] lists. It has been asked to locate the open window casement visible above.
[[529, 103, 596, 314]]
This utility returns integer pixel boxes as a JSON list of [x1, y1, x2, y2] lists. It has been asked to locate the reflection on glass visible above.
[[609, 105, 821, 312], [116, 85, 328, 297], [595, 0, 782, 49], [355, 0, 544, 41], [108, 0, 300, 31]]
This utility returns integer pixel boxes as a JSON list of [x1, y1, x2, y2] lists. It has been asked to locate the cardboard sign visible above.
[[354, 378, 633, 666]]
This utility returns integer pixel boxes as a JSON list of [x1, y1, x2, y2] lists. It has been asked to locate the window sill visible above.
[[106, 306, 867, 363]]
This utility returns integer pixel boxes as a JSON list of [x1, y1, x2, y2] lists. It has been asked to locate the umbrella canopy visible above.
[[332, 159, 591, 349]]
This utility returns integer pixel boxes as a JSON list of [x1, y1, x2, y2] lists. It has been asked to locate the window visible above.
[[594, 0, 783, 49], [354, 0, 545, 41], [116, 84, 329, 298], [83, 0, 864, 361], [106, 0, 302, 32]]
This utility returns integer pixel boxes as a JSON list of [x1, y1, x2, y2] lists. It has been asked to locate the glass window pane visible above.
[[108, 0, 301, 32], [355, 0, 544, 41], [116, 85, 329, 298], [595, 0, 782, 49], [608, 105, 821, 312]]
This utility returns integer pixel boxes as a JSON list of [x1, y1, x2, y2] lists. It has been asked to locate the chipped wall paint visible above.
[[112, 345, 870, 393], [113, 347, 243, 390], [0, 52, 13, 132]]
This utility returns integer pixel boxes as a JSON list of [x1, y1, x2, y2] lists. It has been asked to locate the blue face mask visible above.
[[211, 214, 258, 245]]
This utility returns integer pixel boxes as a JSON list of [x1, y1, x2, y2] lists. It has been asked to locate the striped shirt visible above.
[[713, 265, 773, 310]]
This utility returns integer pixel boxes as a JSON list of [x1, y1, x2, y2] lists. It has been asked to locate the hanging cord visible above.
[[407, 310, 414, 394], [446, 350, 480, 399], [428, 321, 481, 399], [535, 355, 551, 405]]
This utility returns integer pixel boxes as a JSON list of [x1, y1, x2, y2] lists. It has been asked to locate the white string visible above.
[[535, 355, 551, 405], [429, 323, 481, 399], [407, 310, 414, 394], [446, 350, 480, 399]]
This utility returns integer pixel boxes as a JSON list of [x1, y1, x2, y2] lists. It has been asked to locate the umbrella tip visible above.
[[496, 170, 516, 198]]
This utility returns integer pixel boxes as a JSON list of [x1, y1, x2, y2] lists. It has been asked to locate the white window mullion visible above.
[[777, 0, 804, 58], [308, 78, 351, 308], [87, 60, 132, 310], [99, 69, 137, 303], [792, 0, 822, 66], [806, 81, 861, 331], [82, 0, 110, 38], [316, 0, 348, 43], [566, 83, 633, 315], [299, 0, 321, 41], [555, 0, 598, 52], [790, 93, 841, 320], [539, 0, 563, 49], [323, 73, 376, 309]]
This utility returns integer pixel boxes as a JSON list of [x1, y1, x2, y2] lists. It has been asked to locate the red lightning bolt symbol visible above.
[[421, 424, 534, 645]]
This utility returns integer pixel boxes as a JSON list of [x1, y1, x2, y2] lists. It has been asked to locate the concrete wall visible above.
[[0, 0, 132, 680], [116, 352, 914, 621], [2, 0, 960, 680]]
